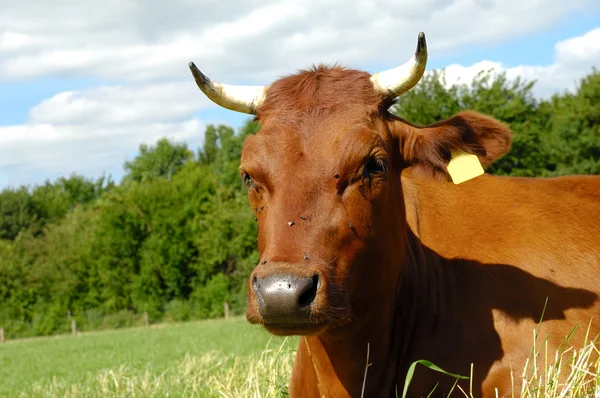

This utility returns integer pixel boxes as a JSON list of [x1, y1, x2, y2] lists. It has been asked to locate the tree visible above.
[[545, 68, 600, 175], [124, 138, 193, 182], [30, 174, 113, 228], [0, 187, 34, 240]]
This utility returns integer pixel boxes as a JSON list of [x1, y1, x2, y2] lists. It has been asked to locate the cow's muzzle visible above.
[[252, 273, 320, 324]]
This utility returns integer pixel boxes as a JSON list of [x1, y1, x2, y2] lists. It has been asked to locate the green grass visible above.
[[0, 317, 298, 397], [1, 316, 598, 397]]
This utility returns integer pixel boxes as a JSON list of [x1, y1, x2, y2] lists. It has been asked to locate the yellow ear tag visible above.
[[447, 151, 484, 184]]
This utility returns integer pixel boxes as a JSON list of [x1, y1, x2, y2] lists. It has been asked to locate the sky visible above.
[[0, 0, 599, 189]]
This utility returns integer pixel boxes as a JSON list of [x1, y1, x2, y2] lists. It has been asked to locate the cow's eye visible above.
[[242, 172, 257, 189], [363, 156, 387, 177]]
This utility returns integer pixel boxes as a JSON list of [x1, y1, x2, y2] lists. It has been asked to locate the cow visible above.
[[189, 33, 600, 397]]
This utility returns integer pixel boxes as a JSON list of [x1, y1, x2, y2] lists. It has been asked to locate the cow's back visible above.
[[402, 172, 600, 283], [401, 171, 600, 396]]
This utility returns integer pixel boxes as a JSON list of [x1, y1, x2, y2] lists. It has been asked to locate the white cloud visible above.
[[439, 28, 600, 97], [555, 27, 600, 63], [0, 118, 205, 188], [0, 82, 210, 188], [0, 0, 593, 83], [30, 82, 209, 125]]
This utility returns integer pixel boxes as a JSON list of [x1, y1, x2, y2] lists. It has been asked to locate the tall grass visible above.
[[399, 326, 600, 397], [517, 326, 600, 398], [21, 338, 295, 398], [4, 318, 599, 397]]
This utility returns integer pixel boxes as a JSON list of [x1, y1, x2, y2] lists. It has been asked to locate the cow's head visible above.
[[190, 33, 511, 336]]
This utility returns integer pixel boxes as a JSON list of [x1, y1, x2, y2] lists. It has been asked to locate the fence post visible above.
[[224, 302, 230, 319], [71, 319, 77, 335], [144, 311, 149, 327], [0, 327, 4, 343]]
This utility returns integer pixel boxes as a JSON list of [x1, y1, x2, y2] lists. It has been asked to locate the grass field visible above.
[[0, 317, 298, 397], [2, 317, 599, 397]]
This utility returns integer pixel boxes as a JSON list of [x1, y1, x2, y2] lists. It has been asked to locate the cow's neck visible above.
[[293, 228, 453, 397], [296, 296, 403, 396], [393, 230, 458, 383]]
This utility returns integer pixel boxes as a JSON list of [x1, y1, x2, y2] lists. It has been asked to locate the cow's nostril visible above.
[[298, 274, 319, 308], [252, 275, 259, 292]]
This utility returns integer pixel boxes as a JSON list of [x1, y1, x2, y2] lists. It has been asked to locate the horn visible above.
[[189, 62, 267, 114], [370, 32, 428, 98]]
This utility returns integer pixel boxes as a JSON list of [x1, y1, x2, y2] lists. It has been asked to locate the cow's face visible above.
[[240, 90, 402, 336], [189, 33, 511, 336]]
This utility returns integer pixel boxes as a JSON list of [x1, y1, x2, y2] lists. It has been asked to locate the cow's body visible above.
[[288, 173, 600, 397], [189, 33, 600, 397]]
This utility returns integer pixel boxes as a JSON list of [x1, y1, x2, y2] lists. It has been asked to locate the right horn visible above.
[[370, 32, 428, 98]]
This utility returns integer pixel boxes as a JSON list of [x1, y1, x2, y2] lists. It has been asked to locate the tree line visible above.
[[0, 69, 598, 339]]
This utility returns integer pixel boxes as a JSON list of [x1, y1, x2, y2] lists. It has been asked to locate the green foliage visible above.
[[0, 69, 598, 339], [0, 187, 34, 240], [0, 119, 259, 338], [546, 68, 600, 175], [191, 273, 231, 319], [0, 174, 111, 240], [124, 138, 193, 182], [164, 298, 193, 322]]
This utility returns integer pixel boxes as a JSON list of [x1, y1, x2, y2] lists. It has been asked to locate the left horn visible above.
[[370, 32, 428, 98], [189, 62, 267, 114]]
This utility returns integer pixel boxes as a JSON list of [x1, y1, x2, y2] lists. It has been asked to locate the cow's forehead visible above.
[[257, 65, 384, 117], [258, 104, 377, 141], [241, 108, 384, 179]]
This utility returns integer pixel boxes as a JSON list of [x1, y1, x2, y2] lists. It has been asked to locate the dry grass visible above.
[[516, 326, 600, 398], [401, 325, 600, 398], [21, 338, 295, 398], [5, 318, 599, 397]]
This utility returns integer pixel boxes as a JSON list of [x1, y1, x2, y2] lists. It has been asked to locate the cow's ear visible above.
[[392, 110, 512, 180]]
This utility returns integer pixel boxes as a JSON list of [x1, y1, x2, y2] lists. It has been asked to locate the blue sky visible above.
[[0, 0, 599, 189]]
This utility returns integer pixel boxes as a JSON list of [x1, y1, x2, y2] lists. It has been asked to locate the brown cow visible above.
[[189, 33, 600, 397]]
